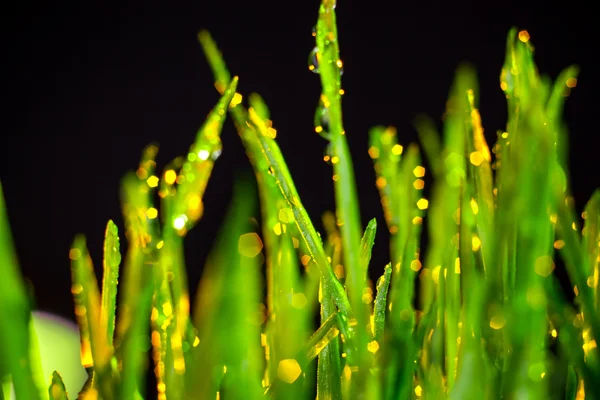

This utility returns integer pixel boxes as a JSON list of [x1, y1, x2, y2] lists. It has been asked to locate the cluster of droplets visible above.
[[308, 25, 345, 146]]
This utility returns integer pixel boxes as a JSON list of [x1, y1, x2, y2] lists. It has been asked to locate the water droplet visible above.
[[314, 101, 331, 140], [500, 68, 514, 94], [196, 143, 222, 162], [308, 47, 320, 74], [311, 25, 316, 37], [336, 59, 344, 76], [210, 148, 222, 161]]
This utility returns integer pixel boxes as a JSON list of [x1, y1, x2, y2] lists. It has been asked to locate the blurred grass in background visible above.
[[1, 1, 599, 399]]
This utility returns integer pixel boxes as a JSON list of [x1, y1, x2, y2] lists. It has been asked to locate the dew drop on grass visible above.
[[314, 101, 331, 140], [336, 59, 344, 76], [308, 47, 320, 74]]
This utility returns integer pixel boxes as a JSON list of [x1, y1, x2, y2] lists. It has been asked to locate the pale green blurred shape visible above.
[[27, 312, 86, 398], [5, 312, 86, 399]]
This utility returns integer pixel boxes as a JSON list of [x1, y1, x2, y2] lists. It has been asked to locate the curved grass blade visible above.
[[547, 277, 600, 400], [368, 125, 425, 398], [314, 4, 365, 382], [496, 33, 557, 398], [360, 219, 377, 280], [265, 312, 341, 399], [118, 273, 154, 400], [554, 187, 600, 348], [267, 232, 311, 399], [582, 190, 600, 309], [70, 236, 114, 399], [101, 219, 121, 346], [116, 144, 160, 346], [247, 108, 351, 318], [197, 36, 337, 377], [197, 30, 232, 94], [198, 35, 315, 396], [413, 115, 443, 179], [167, 76, 238, 236], [116, 155, 159, 397], [317, 281, 343, 400], [187, 179, 263, 400], [0, 183, 44, 400], [156, 79, 239, 397], [48, 371, 69, 400], [245, 91, 304, 393], [464, 88, 495, 282], [373, 263, 392, 342]]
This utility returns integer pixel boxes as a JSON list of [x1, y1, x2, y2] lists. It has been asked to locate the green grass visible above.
[[1, 1, 599, 399]]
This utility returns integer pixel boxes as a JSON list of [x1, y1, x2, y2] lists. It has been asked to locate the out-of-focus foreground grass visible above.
[[1, 1, 599, 399]]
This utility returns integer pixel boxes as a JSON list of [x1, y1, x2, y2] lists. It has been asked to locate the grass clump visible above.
[[1, 0, 599, 399]]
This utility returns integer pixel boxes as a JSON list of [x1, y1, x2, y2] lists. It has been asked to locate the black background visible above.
[[3, 0, 598, 323]]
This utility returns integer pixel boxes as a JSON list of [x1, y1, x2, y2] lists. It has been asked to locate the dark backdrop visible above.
[[3, 0, 598, 322]]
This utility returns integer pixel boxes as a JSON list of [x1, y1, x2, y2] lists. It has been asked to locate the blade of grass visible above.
[[197, 39, 310, 394], [187, 178, 263, 400], [70, 236, 114, 399], [314, 4, 366, 391], [496, 33, 557, 398], [317, 280, 343, 400], [199, 32, 352, 326], [48, 371, 69, 400], [373, 263, 392, 343], [267, 231, 311, 399], [154, 77, 239, 397], [413, 115, 443, 179], [246, 92, 304, 394], [368, 125, 427, 398], [360, 219, 377, 281], [118, 273, 154, 400], [265, 311, 341, 398], [247, 108, 351, 317], [101, 220, 121, 346], [582, 190, 600, 310], [116, 145, 161, 347], [0, 182, 43, 400]]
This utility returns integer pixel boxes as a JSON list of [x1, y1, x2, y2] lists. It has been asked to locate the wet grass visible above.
[[1, 1, 599, 399]]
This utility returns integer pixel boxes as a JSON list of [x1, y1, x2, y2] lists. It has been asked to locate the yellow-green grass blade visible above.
[[495, 31, 559, 399], [247, 108, 352, 317], [582, 190, 600, 310], [373, 263, 391, 343], [69, 236, 113, 399], [118, 272, 154, 400], [267, 232, 311, 399], [413, 115, 443, 179], [317, 280, 343, 400], [187, 180, 263, 400], [48, 371, 69, 400], [314, 3, 365, 382], [0, 183, 44, 400], [101, 220, 121, 347]]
